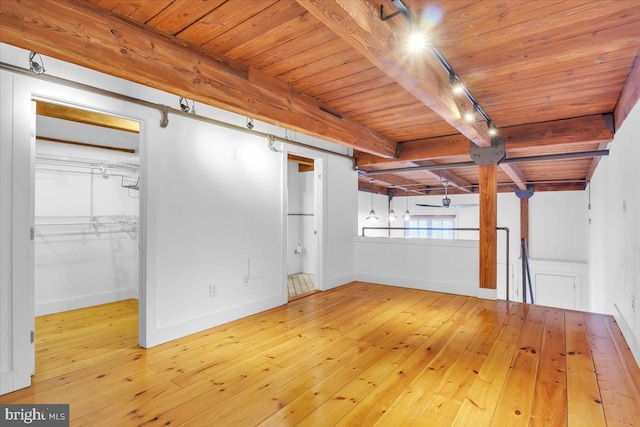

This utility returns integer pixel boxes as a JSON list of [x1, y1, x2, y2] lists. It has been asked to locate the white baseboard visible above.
[[35, 288, 138, 316], [146, 293, 288, 348], [355, 273, 494, 299], [613, 303, 640, 366], [0, 370, 14, 395], [323, 273, 356, 290]]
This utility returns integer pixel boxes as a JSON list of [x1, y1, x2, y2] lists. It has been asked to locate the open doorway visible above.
[[286, 154, 319, 300], [32, 101, 140, 362]]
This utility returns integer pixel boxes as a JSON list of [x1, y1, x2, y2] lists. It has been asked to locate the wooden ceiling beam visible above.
[[296, 0, 492, 148], [499, 163, 527, 191], [0, 0, 397, 158], [502, 114, 614, 150], [613, 48, 640, 132], [356, 114, 614, 168]]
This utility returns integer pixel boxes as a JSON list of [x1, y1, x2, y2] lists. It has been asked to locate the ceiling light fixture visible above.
[[487, 121, 498, 136], [246, 117, 254, 130], [464, 104, 478, 123], [366, 179, 378, 221], [403, 189, 411, 220], [388, 193, 398, 222], [407, 29, 428, 52], [380, 3, 497, 138], [449, 73, 464, 95]]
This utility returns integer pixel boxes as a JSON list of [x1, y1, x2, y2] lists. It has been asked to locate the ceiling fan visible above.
[[415, 181, 478, 208]]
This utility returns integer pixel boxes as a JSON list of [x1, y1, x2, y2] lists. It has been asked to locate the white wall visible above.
[[529, 191, 587, 262], [357, 189, 591, 304], [0, 42, 357, 394], [588, 98, 640, 364], [34, 141, 139, 315], [355, 237, 492, 298]]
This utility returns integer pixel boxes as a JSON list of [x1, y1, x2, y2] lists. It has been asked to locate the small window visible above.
[[405, 215, 456, 239]]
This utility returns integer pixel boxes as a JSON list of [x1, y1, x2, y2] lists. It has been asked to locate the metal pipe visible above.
[[522, 238, 534, 304], [0, 62, 353, 160], [361, 226, 510, 299]]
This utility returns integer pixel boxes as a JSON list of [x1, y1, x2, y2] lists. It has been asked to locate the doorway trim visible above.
[[7, 73, 149, 392], [282, 145, 326, 297]]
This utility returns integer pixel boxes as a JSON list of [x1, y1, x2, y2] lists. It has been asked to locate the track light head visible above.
[[449, 73, 464, 95], [487, 121, 498, 136], [464, 105, 478, 123], [246, 117, 254, 130]]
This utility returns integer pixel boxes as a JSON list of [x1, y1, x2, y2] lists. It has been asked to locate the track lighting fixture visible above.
[[449, 73, 464, 95], [407, 29, 428, 52], [380, 2, 499, 142], [366, 180, 378, 221], [28, 51, 45, 75], [487, 121, 498, 136], [246, 117, 254, 130], [464, 104, 478, 123]]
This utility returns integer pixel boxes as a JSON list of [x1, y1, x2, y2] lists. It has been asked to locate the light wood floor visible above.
[[2, 282, 640, 426]]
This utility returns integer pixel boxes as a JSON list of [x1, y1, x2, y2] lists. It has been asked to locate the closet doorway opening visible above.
[[287, 154, 320, 300], [32, 102, 141, 364]]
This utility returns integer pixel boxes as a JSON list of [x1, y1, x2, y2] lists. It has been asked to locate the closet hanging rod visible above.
[[1, 62, 353, 161], [35, 153, 139, 173]]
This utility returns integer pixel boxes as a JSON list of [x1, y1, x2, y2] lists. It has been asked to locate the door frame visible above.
[[7, 74, 149, 392], [282, 145, 326, 295]]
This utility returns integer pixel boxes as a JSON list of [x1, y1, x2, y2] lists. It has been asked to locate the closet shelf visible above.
[[35, 153, 139, 175], [35, 215, 138, 232]]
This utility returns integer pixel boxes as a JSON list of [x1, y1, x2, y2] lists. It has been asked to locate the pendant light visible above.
[[388, 194, 398, 222], [403, 189, 411, 221], [366, 179, 378, 221]]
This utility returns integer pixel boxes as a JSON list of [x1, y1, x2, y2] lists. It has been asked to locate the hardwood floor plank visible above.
[[585, 313, 640, 426], [2, 283, 639, 427], [530, 306, 568, 427], [565, 311, 607, 426]]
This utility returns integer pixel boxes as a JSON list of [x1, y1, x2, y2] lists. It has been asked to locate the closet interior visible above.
[[34, 102, 140, 316]]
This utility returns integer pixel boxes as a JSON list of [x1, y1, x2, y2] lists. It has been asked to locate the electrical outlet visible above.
[[209, 284, 217, 298], [243, 276, 249, 287]]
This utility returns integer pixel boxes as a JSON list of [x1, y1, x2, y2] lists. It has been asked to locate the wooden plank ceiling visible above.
[[1, 0, 639, 196]]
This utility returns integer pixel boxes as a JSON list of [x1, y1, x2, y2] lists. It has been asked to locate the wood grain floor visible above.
[[2, 282, 639, 426]]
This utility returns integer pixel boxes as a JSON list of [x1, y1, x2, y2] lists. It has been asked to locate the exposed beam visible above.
[[585, 142, 610, 181], [297, 0, 492, 147], [0, 0, 397, 158], [500, 164, 527, 191], [479, 164, 497, 289], [355, 115, 614, 168], [417, 161, 472, 192], [357, 180, 390, 195], [36, 101, 139, 133], [502, 114, 613, 150], [614, 49, 640, 131]]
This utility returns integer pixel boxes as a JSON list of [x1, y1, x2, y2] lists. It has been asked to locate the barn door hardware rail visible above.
[[1, 62, 353, 161]]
